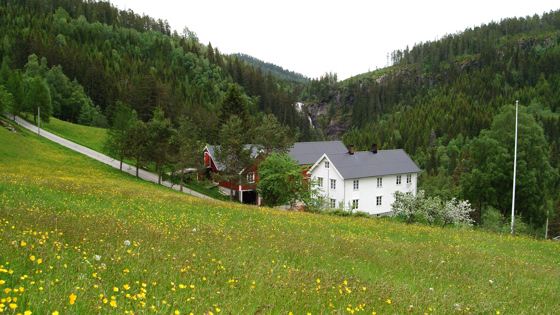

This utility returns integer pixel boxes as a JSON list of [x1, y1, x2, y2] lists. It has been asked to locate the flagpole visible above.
[[511, 100, 518, 235]]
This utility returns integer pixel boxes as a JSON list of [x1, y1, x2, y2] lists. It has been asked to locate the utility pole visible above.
[[38, 107, 40, 138], [511, 100, 518, 235], [545, 210, 549, 240]]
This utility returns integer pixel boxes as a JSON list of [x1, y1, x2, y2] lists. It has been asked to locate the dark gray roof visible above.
[[206, 145, 259, 171], [288, 141, 348, 165], [323, 149, 421, 179]]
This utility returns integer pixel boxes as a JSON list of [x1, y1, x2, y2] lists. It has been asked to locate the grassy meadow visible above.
[[1, 125, 560, 314], [35, 116, 107, 153]]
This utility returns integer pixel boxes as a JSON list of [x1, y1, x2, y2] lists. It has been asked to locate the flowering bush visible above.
[[392, 191, 474, 227]]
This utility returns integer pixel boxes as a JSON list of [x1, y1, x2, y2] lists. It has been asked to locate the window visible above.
[[317, 177, 323, 187], [376, 196, 382, 206], [377, 177, 383, 187], [406, 174, 412, 184], [330, 198, 336, 208], [353, 180, 359, 190], [247, 172, 254, 183], [325, 161, 330, 168], [330, 179, 336, 190], [396, 175, 401, 185], [352, 199, 359, 210]]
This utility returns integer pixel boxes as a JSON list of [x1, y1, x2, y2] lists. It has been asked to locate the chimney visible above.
[[372, 143, 378, 154], [348, 144, 355, 155]]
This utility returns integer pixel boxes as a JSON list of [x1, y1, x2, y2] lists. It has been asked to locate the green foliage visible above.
[[104, 101, 135, 170], [0, 84, 13, 115], [146, 107, 176, 184], [0, 2, 314, 143], [25, 75, 52, 123], [172, 116, 204, 192], [463, 105, 557, 226], [214, 115, 254, 202], [257, 153, 312, 208], [254, 113, 294, 156], [234, 53, 309, 84], [124, 119, 149, 177]]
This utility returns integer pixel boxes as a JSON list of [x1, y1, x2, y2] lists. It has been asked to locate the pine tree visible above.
[[214, 115, 254, 202]]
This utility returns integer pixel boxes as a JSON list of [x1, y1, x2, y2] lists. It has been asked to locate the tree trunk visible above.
[[120, 157, 123, 171], [136, 159, 139, 177], [180, 168, 184, 192], [158, 166, 162, 185]]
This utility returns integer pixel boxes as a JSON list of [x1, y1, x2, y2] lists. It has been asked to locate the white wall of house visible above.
[[311, 157, 419, 215], [312, 157, 345, 209]]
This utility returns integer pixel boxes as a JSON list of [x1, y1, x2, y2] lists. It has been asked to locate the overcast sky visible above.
[[108, 0, 559, 80]]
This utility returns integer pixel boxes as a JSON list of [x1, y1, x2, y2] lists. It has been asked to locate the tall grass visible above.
[[1, 127, 559, 314]]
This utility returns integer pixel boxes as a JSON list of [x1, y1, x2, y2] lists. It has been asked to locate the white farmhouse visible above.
[[308, 144, 421, 215]]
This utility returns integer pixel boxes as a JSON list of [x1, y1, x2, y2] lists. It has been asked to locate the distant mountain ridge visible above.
[[234, 53, 309, 84]]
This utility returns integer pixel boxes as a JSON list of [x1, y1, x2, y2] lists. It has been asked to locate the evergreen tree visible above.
[[125, 119, 149, 178], [147, 107, 176, 185], [214, 115, 254, 202], [172, 116, 204, 192], [104, 101, 136, 170], [218, 83, 251, 133], [254, 113, 294, 156]]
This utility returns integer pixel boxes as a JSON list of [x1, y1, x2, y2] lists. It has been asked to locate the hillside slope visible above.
[[1, 121, 559, 313]]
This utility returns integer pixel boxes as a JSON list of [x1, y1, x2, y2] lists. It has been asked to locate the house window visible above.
[[407, 174, 412, 184], [396, 175, 402, 185], [317, 177, 323, 187], [325, 161, 330, 168], [330, 179, 336, 190], [353, 180, 359, 190], [376, 196, 382, 206], [247, 172, 254, 183], [352, 199, 359, 210], [330, 198, 336, 208], [377, 177, 382, 187]]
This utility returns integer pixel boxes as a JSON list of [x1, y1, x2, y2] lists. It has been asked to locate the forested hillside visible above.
[[300, 10, 560, 232], [0, 0, 317, 143], [234, 53, 310, 84]]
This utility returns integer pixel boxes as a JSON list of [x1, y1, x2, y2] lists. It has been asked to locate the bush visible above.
[[391, 190, 474, 227]]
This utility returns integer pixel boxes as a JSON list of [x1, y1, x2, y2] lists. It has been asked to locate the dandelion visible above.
[[30, 255, 35, 261], [69, 293, 77, 305], [20, 241, 26, 246], [124, 240, 131, 246], [316, 279, 320, 283]]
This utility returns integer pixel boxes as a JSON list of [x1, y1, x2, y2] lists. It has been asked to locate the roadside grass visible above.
[[1, 127, 559, 314], [32, 116, 107, 153]]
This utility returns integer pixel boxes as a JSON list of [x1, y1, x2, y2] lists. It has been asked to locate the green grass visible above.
[[36, 116, 108, 153], [1, 126, 559, 314]]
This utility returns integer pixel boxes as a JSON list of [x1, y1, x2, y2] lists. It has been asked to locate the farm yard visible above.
[[1, 125, 559, 314]]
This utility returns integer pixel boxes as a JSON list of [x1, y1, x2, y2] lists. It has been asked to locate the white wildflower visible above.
[[93, 255, 101, 261], [124, 240, 131, 246], [489, 280, 494, 284]]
